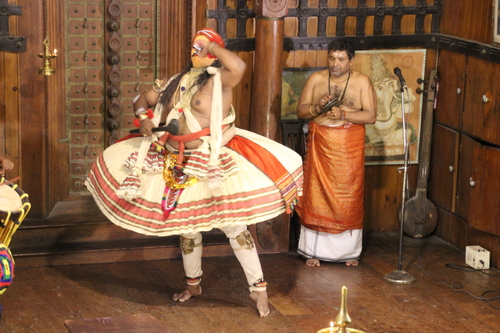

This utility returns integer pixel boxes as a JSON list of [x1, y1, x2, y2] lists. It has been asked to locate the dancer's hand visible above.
[[139, 118, 155, 136]]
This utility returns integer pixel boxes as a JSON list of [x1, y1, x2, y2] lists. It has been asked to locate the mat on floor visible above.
[[64, 313, 168, 332]]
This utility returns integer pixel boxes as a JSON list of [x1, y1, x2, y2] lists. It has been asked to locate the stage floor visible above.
[[1, 232, 499, 332]]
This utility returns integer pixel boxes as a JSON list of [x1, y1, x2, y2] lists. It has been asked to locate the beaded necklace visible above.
[[328, 70, 351, 101]]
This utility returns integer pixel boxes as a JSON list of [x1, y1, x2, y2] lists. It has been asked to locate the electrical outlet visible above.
[[465, 246, 490, 269]]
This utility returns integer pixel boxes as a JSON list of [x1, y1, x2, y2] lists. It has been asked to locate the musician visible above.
[[295, 39, 376, 267]]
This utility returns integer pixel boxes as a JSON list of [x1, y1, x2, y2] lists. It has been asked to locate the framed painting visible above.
[[281, 49, 426, 166], [281, 68, 313, 120], [495, 0, 500, 44]]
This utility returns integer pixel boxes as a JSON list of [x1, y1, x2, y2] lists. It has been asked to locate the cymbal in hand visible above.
[[321, 98, 341, 114]]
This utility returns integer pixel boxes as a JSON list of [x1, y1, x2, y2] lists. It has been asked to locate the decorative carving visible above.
[[253, 0, 288, 18], [207, 1, 443, 50], [108, 71, 121, 85], [106, 0, 122, 145], [265, 0, 287, 12], [107, 86, 120, 98], [394, 5, 404, 16], [106, 20, 120, 31], [106, 53, 120, 65], [108, 2, 122, 17]]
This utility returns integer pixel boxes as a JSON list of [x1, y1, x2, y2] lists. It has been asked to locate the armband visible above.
[[135, 107, 147, 116]]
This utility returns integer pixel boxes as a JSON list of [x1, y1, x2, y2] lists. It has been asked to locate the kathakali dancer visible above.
[[85, 28, 303, 317]]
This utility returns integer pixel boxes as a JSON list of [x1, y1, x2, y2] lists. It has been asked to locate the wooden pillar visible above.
[[248, 1, 290, 254], [250, 0, 288, 140]]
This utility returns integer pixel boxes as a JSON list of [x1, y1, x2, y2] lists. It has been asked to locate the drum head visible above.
[[0, 184, 22, 212]]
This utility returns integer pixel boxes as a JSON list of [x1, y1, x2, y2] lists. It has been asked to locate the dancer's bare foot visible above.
[[172, 284, 202, 302], [345, 260, 359, 266], [306, 258, 321, 267], [250, 290, 270, 317]]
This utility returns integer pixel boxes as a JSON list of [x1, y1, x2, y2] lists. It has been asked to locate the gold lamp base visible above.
[[317, 286, 366, 333], [317, 328, 366, 333], [38, 66, 56, 76]]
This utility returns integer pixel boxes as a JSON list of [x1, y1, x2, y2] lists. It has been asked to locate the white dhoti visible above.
[[297, 226, 362, 262]]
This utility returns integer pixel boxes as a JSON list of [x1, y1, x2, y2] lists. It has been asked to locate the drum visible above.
[[0, 243, 14, 295], [0, 177, 31, 247]]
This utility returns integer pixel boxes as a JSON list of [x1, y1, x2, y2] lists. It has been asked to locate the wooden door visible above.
[[456, 134, 475, 224], [467, 140, 500, 236], [435, 49, 465, 130], [429, 124, 459, 212], [457, 134, 500, 236], [463, 57, 500, 146], [41, 0, 189, 210], [4, 0, 187, 218]]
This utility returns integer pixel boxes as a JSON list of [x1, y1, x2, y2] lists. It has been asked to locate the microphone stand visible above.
[[383, 81, 416, 285]]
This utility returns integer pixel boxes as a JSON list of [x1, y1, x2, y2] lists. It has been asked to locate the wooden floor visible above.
[[1, 232, 499, 333]]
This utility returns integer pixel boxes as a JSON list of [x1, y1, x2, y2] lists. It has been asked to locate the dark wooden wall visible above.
[[2, 0, 74, 217], [203, 0, 439, 234], [430, 0, 500, 268], [1, 0, 498, 268]]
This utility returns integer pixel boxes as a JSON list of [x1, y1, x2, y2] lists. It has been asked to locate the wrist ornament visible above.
[[309, 105, 318, 118], [340, 110, 347, 121], [133, 109, 154, 127]]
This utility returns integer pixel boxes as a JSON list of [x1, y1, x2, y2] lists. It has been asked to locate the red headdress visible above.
[[193, 28, 225, 59]]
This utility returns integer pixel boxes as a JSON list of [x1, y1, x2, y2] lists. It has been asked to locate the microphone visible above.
[[393, 67, 406, 87]]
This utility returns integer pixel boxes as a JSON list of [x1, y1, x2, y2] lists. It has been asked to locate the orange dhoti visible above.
[[296, 121, 365, 262]]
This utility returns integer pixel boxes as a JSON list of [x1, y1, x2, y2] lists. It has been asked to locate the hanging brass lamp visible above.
[[38, 38, 57, 76]]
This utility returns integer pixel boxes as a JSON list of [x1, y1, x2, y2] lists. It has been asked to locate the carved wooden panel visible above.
[[66, 0, 158, 192], [207, 0, 442, 51], [116, 0, 158, 140], [67, 0, 106, 192]]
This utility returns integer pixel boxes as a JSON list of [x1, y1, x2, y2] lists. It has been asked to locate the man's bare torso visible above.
[[165, 77, 231, 149], [310, 69, 365, 126]]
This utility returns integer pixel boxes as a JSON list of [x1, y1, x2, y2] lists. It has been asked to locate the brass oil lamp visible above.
[[38, 38, 57, 76], [317, 286, 366, 333]]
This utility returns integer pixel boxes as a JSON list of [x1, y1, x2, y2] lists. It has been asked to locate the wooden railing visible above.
[[205, 0, 500, 64]]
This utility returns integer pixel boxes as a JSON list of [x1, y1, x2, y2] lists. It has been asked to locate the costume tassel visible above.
[[116, 171, 142, 200]]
